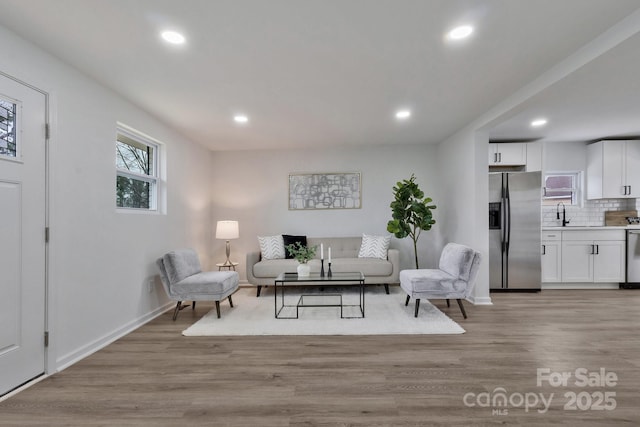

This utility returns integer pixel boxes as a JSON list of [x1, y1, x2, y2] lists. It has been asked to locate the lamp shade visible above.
[[216, 220, 239, 240]]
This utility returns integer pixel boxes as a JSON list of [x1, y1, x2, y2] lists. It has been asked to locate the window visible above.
[[543, 172, 581, 206], [0, 97, 17, 158], [116, 126, 160, 210]]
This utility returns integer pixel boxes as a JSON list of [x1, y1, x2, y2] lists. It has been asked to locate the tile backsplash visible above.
[[541, 199, 638, 227]]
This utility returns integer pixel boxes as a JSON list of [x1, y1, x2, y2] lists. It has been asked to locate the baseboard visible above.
[[467, 295, 493, 305], [55, 302, 174, 372], [542, 283, 619, 290]]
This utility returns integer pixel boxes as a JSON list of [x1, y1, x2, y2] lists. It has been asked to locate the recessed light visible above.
[[234, 115, 249, 124], [161, 31, 186, 45], [531, 118, 548, 127], [447, 25, 474, 40], [395, 110, 411, 120]]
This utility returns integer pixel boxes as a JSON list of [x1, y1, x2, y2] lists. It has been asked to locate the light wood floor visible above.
[[1, 287, 639, 426]]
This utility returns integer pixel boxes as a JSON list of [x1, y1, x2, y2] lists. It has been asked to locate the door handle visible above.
[[498, 152, 502, 163], [596, 244, 599, 255], [542, 244, 546, 255], [590, 244, 595, 255]]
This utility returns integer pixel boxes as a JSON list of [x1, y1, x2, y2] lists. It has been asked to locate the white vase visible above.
[[297, 263, 311, 277]]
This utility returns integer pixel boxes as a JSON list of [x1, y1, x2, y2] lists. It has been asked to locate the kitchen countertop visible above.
[[543, 225, 640, 230]]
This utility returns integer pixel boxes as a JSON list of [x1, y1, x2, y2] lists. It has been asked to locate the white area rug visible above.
[[182, 285, 465, 336]]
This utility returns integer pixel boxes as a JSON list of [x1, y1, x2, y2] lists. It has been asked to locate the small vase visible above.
[[297, 263, 311, 277]]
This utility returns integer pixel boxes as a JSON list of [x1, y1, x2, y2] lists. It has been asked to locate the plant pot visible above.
[[297, 263, 311, 277]]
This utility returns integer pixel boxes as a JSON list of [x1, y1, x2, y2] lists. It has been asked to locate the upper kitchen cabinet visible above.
[[587, 140, 640, 199], [488, 142, 526, 166], [488, 142, 541, 171]]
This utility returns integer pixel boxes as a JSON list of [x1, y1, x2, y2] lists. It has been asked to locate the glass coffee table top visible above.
[[275, 272, 364, 283]]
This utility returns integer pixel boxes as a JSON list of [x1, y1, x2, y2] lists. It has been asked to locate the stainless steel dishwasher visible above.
[[625, 229, 640, 288]]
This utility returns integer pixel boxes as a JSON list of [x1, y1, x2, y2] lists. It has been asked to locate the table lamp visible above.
[[216, 220, 239, 266]]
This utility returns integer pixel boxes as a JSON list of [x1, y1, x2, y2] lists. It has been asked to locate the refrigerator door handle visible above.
[[505, 179, 511, 255]]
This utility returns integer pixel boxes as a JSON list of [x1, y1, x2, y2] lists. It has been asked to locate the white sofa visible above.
[[246, 236, 400, 297]]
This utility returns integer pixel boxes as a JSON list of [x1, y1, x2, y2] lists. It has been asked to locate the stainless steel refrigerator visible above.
[[489, 172, 541, 291]]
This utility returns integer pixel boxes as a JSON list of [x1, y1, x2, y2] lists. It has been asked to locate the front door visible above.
[[0, 73, 47, 396]]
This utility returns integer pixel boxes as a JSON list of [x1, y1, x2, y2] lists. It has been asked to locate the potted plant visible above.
[[285, 242, 317, 276], [386, 174, 436, 268]]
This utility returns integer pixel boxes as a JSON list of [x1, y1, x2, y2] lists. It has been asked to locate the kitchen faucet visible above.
[[556, 202, 570, 227]]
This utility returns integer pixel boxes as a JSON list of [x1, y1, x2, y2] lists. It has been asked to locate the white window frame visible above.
[[543, 171, 582, 207], [116, 124, 163, 212]]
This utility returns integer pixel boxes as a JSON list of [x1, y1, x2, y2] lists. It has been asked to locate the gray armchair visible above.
[[400, 243, 481, 319], [157, 248, 239, 320]]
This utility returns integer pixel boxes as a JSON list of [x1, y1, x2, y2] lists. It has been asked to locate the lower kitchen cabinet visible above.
[[541, 232, 562, 282], [559, 230, 625, 283]]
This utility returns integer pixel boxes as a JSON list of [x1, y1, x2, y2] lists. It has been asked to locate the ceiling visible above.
[[1, 0, 640, 151]]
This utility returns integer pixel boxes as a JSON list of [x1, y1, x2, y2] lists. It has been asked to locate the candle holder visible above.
[[327, 262, 332, 277], [320, 259, 325, 277]]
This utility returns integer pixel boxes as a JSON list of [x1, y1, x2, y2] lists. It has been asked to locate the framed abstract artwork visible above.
[[289, 172, 361, 210]]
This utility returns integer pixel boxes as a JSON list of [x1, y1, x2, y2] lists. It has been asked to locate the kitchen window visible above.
[[543, 172, 581, 206], [116, 125, 161, 211]]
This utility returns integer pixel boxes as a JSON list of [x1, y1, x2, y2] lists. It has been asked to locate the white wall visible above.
[[436, 129, 491, 304], [210, 144, 442, 278], [0, 25, 213, 371]]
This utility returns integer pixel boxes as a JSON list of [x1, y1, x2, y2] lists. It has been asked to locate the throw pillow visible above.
[[258, 235, 285, 260], [358, 233, 391, 259], [282, 234, 308, 259]]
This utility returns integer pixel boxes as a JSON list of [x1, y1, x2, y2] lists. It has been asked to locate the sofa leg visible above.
[[405, 295, 410, 306], [384, 284, 389, 294], [456, 299, 468, 319], [414, 299, 420, 318], [228, 295, 234, 307], [215, 301, 221, 318], [172, 301, 182, 321], [446, 299, 450, 307], [256, 286, 262, 297]]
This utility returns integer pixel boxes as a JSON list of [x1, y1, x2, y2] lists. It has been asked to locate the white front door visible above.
[[0, 73, 47, 396]]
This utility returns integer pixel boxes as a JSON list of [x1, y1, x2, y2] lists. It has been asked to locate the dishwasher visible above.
[[625, 229, 640, 288]]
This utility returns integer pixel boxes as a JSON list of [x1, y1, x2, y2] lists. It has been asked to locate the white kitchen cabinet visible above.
[[560, 229, 625, 283], [587, 140, 640, 199], [525, 141, 543, 172], [488, 143, 526, 166], [541, 231, 561, 282]]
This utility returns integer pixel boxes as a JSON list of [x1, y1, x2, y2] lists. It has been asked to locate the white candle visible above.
[[328, 247, 331, 263], [321, 243, 324, 260]]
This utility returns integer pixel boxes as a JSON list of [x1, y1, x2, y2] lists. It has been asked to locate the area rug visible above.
[[182, 285, 465, 336]]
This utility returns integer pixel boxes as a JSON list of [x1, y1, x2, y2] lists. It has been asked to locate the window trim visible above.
[[116, 123, 163, 213], [543, 171, 583, 207]]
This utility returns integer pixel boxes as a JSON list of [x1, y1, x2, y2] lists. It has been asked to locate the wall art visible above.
[[289, 172, 361, 210]]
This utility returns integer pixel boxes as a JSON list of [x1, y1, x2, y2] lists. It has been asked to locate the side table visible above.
[[217, 262, 239, 271]]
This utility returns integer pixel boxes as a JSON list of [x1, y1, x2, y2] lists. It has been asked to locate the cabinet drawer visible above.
[[542, 232, 561, 241], [561, 230, 625, 241]]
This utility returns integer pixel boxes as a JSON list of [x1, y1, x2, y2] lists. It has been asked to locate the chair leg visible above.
[[215, 301, 221, 318], [405, 295, 410, 306], [228, 295, 234, 307], [256, 286, 262, 297], [456, 299, 468, 319], [414, 299, 420, 318], [384, 284, 389, 294], [446, 299, 450, 307], [172, 301, 182, 321]]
